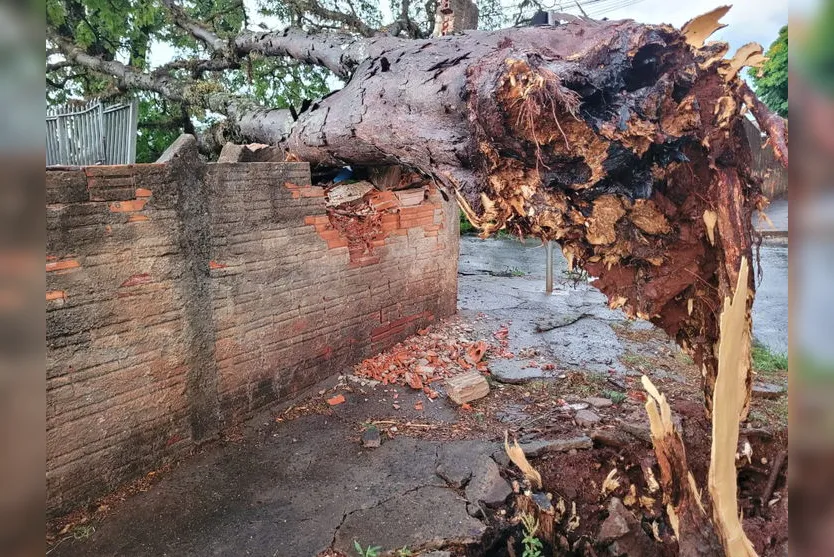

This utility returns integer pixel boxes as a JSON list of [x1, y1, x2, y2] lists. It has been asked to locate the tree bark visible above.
[[53, 14, 788, 413], [279, 18, 785, 413]]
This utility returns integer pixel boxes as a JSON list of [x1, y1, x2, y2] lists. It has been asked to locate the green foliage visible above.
[[460, 209, 475, 234], [603, 389, 627, 404], [750, 26, 788, 117], [46, 0, 547, 159], [135, 95, 186, 163], [395, 546, 413, 557], [797, 1, 834, 96], [353, 540, 381, 557], [520, 513, 544, 557], [752, 341, 788, 373]]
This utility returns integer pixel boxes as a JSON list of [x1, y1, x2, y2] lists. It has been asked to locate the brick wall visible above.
[[46, 136, 458, 516]]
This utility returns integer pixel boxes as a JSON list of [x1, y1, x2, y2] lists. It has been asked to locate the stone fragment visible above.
[[598, 497, 653, 556], [585, 396, 614, 408], [435, 440, 495, 488], [333, 486, 486, 553], [519, 436, 593, 457], [445, 371, 489, 405], [575, 409, 601, 428], [531, 491, 553, 513], [489, 358, 553, 384], [591, 429, 632, 449], [752, 381, 785, 399], [361, 426, 381, 448], [465, 455, 512, 506]]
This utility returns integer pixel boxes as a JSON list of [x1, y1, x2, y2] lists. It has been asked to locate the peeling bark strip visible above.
[[280, 11, 787, 412]]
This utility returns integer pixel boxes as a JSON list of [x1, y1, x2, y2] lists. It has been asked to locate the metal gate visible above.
[[46, 100, 138, 166]]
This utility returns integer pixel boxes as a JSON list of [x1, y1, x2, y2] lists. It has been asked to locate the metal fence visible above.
[[46, 100, 138, 166]]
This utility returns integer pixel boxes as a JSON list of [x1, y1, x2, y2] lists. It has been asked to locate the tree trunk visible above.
[[276, 17, 782, 413]]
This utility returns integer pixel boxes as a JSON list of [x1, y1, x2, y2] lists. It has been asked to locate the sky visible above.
[[148, 0, 788, 84]]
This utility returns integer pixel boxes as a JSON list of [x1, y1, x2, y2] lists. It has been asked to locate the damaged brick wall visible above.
[[46, 135, 458, 516]]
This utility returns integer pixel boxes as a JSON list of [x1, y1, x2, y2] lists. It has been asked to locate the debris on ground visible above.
[[353, 319, 517, 395], [445, 371, 490, 405], [361, 425, 381, 448], [574, 409, 601, 428], [464, 454, 512, 507], [519, 436, 593, 457], [326, 394, 346, 406]]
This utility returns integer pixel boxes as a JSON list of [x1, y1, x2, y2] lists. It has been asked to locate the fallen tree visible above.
[[49, 5, 787, 413]]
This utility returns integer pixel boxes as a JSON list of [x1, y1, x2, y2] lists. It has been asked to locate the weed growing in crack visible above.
[[353, 540, 381, 557]]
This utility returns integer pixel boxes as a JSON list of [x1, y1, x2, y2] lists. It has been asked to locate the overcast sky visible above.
[[594, 0, 786, 52]]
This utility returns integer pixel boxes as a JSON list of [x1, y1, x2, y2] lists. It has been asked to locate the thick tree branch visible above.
[[737, 81, 789, 168], [286, 0, 376, 37], [233, 27, 399, 78], [49, 30, 295, 144], [160, 0, 229, 55], [49, 32, 188, 101]]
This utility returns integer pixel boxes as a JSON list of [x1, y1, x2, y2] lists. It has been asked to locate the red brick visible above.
[[326, 238, 348, 249], [109, 199, 147, 213], [128, 214, 149, 223], [46, 259, 80, 272], [299, 187, 325, 198], [349, 256, 380, 268], [135, 188, 153, 198], [46, 290, 66, 301], [304, 215, 330, 225], [209, 261, 227, 270], [318, 229, 341, 241]]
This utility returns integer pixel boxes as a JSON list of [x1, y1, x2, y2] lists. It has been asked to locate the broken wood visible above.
[[643, 254, 760, 555], [759, 449, 787, 508], [275, 9, 785, 415], [708, 257, 757, 556], [444, 370, 489, 405], [64, 6, 788, 416], [643, 375, 725, 556]]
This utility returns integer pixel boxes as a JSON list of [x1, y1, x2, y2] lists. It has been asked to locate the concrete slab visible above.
[[333, 486, 487, 554]]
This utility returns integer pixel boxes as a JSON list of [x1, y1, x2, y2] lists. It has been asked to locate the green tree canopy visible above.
[[751, 25, 788, 118], [46, 0, 546, 162]]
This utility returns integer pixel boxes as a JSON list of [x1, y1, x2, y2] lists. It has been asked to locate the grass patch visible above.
[[620, 352, 650, 368], [563, 371, 608, 397], [674, 351, 694, 366], [752, 341, 788, 374]]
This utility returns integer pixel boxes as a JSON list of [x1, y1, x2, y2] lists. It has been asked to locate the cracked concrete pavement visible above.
[[50, 234, 787, 557], [51, 406, 505, 557]]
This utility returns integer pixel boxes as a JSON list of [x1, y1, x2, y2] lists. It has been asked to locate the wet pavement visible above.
[[49, 233, 788, 557], [753, 244, 788, 354], [460, 234, 788, 357]]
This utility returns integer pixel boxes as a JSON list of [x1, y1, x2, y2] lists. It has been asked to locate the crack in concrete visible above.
[[328, 483, 457, 551]]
